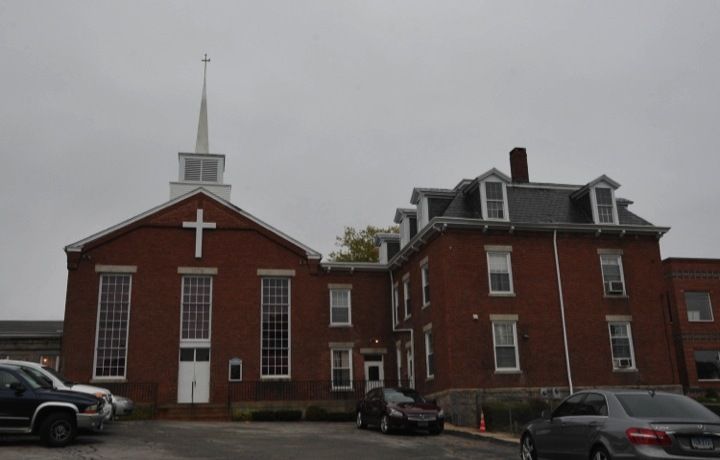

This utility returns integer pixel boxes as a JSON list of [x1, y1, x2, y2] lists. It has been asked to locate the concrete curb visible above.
[[444, 424, 519, 447]]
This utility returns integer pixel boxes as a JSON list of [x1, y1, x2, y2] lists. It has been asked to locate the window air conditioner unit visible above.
[[615, 358, 632, 369], [608, 281, 625, 294]]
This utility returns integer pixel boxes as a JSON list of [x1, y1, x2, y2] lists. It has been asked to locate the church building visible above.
[[61, 61, 682, 424]]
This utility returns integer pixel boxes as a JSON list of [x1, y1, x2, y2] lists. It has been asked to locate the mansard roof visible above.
[[412, 176, 658, 228], [65, 188, 322, 259], [0, 321, 63, 338]]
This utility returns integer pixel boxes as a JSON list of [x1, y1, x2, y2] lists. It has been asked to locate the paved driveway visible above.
[[0, 421, 518, 459]]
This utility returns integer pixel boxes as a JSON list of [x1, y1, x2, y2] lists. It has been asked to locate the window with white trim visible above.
[[94, 274, 132, 378], [594, 187, 615, 224], [181, 275, 212, 340], [686, 292, 713, 322], [330, 289, 351, 326], [487, 252, 513, 294], [600, 254, 626, 296], [424, 329, 434, 378], [403, 279, 411, 319], [331, 349, 352, 390], [492, 321, 519, 371], [421, 264, 430, 307], [261, 278, 290, 378], [396, 344, 402, 383], [483, 181, 507, 220], [228, 359, 242, 382], [393, 284, 400, 326], [406, 346, 414, 388], [608, 322, 636, 370]]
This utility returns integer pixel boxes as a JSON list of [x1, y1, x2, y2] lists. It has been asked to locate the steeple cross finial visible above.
[[202, 53, 210, 65]]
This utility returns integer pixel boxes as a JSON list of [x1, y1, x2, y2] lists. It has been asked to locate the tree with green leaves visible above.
[[328, 225, 399, 262]]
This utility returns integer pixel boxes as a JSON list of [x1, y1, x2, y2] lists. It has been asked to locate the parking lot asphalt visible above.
[[0, 421, 519, 459]]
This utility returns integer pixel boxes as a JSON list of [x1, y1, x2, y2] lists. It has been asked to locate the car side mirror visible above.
[[541, 409, 551, 420], [10, 382, 26, 394]]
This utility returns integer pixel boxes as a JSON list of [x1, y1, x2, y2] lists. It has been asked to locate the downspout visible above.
[[553, 229, 574, 394], [389, 270, 414, 387]]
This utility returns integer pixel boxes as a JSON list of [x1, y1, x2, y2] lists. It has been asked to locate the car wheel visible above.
[[40, 412, 77, 447], [591, 445, 611, 460], [380, 414, 391, 434], [356, 411, 366, 429], [520, 433, 537, 460]]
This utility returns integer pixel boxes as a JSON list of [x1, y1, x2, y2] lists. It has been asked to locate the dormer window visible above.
[[480, 180, 509, 221], [594, 187, 615, 224]]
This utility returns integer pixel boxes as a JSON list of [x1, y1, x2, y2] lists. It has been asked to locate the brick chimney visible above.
[[509, 147, 529, 183]]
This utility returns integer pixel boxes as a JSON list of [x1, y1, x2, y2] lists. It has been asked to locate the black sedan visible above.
[[521, 389, 720, 459], [356, 387, 444, 435]]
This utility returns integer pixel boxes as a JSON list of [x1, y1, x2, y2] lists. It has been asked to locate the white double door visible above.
[[178, 347, 210, 403]]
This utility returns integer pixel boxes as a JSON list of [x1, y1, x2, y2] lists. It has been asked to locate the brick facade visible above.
[[663, 258, 720, 395]]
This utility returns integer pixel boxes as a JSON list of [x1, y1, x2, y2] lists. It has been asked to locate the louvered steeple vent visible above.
[[169, 55, 232, 201]]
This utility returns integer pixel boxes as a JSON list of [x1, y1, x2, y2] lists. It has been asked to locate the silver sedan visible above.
[[520, 389, 720, 459]]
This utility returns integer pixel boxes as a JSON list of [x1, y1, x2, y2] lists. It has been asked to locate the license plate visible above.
[[691, 436, 714, 450], [418, 421, 428, 427]]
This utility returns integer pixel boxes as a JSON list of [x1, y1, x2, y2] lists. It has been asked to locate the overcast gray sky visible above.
[[1, 1, 719, 320]]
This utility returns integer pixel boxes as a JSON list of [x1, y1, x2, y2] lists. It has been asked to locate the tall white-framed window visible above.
[[600, 254, 626, 296], [261, 277, 291, 378], [685, 292, 714, 322], [396, 341, 402, 384], [181, 275, 213, 341], [228, 358, 242, 382], [329, 288, 352, 326], [331, 348, 353, 390], [480, 181, 509, 221], [608, 322, 636, 370], [393, 284, 400, 326], [487, 252, 514, 294], [424, 327, 434, 379], [403, 278, 411, 319], [421, 264, 430, 307], [93, 274, 132, 379], [591, 186, 618, 224], [405, 344, 415, 388], [492, 321, 519, 372]]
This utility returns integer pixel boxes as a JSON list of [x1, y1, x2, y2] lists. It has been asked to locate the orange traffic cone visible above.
[[479, 410, 486, 432]]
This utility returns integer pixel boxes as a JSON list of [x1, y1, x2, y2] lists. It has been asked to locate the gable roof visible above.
[[65, 188, 322, 259]]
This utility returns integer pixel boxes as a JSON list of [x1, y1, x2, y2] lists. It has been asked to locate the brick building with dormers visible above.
[[60, 69, 683, 423]]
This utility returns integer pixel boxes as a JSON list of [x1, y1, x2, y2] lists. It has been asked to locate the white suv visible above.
[[0, 359, 114, 422]]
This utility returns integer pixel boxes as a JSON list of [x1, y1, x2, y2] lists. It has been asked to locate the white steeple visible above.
[[169, 54, 232, 201], [195, 54, 210, 154]]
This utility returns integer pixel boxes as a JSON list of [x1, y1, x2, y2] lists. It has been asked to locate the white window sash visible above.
[[487, 252, 514, 294], [608, 322, 636, 370], [424, 330, 434, 378], [480, 180, 510, 221], [330, 348, 353, 390], [403, 280, 411, 319], [492, 321, 520, 371], [600, 254, 626, 296], [93, 274, 132, 380], [329, 289, 352, 326], [421, 265, 430, 307], [260, 277, 291, 379]]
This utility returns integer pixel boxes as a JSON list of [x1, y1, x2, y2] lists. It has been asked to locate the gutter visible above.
[[387, 216, 670, 269], [553, 229, 574, 394]]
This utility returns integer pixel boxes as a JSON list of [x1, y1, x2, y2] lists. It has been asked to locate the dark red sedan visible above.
[[356, 387, 444, 435]]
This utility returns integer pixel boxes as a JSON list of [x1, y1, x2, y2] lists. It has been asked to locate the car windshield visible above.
[[42, 366, 73, 386], [384, 389, 426, 404], [16, 367, 45, 390], [616, 393, 719, 420]]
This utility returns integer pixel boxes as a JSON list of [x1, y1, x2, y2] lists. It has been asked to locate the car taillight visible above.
[[626, 428, 672, 446]]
